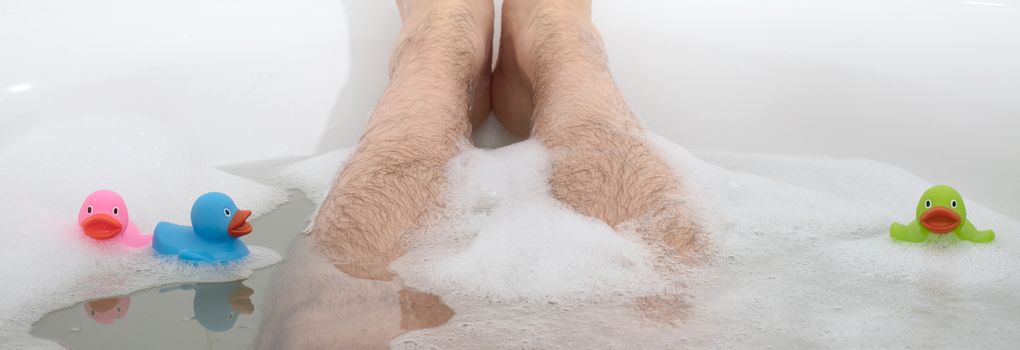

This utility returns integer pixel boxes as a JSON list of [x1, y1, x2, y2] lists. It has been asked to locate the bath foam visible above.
[[222, 148, 354, 206], [181, 127, 1018, 348], [392, 140, 671, 302], [0, 115, 287, 349], [384, 134, 1020, 349]]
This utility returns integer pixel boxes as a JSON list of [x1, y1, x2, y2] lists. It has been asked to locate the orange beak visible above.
[[230, 285, 256, 314], [920, 207, 961, 234], [228, 210, 252, 238], [81, 214, 123, 240]]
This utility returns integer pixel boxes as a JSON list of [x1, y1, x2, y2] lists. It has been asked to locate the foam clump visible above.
[[0, 115, 287, 348], [383, 133, 1020, 348], [223, 147, 353, 206], [394, 142, 662, 301], [393, 141, 665, 301]]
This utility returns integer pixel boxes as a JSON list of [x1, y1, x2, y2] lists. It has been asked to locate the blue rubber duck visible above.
[[153, 192, 253, 263]]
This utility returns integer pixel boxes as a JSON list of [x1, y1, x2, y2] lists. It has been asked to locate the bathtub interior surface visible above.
[[2, 0, 1016, 216], [0, 0, 351, 165], [2, 0, 1020, 348], [596, 0, 1020, 219]]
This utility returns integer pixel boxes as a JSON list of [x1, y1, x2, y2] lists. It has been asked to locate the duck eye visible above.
[[112, 207, 119, 215], [924, 200, 932, 208], [86, 206, 93, 214], [951, 200, 958, 208], [224, 208, 231, 217], [227, 313, 234, 320], [90, 310, 96, 316]]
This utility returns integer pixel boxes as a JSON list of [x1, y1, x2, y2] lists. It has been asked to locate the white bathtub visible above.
[[1, 0, 1017, 216], [2, 1, 1020, 348]]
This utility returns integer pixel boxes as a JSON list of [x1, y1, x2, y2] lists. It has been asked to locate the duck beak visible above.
[[230, 285, 256, 314], [228, 210, 252, 238], [81, 214, 123, 240], [920, 207, 961, 234]]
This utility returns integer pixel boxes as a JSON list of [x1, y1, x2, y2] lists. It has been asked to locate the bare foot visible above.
[[312, 0, 494, 280], [493, 0, 702, 257]]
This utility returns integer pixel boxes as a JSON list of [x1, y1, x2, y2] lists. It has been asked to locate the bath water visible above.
[[4, 117, 1018, 348], [257, 129, 1020, 348]]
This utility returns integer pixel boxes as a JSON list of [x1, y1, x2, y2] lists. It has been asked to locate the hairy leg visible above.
[[312, 0, 493, 280], [493, 0, 700, 257]]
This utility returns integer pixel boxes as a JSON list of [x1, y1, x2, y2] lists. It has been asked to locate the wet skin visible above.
[[890, 185, 995, 243]]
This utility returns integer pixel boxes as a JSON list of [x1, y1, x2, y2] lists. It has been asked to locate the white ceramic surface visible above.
[[2, 0, 1017, 218], [0, 0, 351, 164]]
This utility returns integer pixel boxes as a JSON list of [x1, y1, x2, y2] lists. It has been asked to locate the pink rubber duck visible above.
[[78, 190, 152, 247], [84, 296, 131, 325]]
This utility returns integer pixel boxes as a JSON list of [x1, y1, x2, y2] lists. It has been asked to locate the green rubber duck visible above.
[[890, 185, 995, 243]]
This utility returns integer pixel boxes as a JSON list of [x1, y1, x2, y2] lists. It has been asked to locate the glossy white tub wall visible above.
[[2, 0, 1017, 218], [0, 0, 351, 164]]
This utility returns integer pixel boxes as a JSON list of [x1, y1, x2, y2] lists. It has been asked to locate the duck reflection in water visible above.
[[83, 296, 131, 325], [161, 280, 255, 332]]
